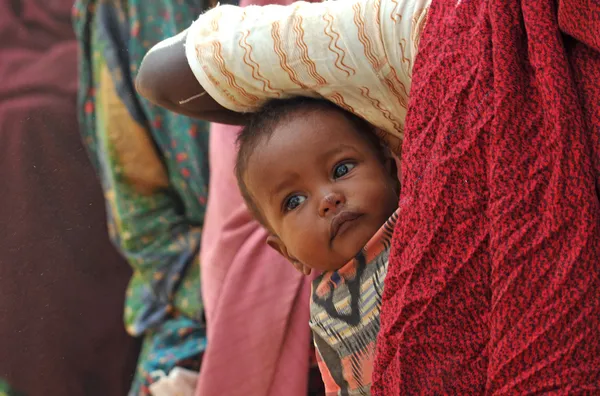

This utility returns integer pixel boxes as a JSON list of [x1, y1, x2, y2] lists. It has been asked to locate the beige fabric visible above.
[[185, 0, 430, 154], [149, 367, 198, 396]]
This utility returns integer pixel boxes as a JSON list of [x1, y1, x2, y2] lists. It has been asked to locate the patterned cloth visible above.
[[310, 210, 397, 395], [184, 0, 430, 155], [182, 0, 600, 393], [73, 0, 211, 394]]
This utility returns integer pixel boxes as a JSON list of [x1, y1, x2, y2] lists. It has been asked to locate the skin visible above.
[[243, 110, 399, 275], [135, 30, 246, 124]]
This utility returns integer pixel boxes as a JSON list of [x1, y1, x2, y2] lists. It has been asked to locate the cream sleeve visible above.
[[185, 0, 430, 149]]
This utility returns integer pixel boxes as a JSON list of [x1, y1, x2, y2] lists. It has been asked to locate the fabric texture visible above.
[[0, 0, 140, 394], [185, 0, 431, 154], [149, 367, 198, 396], [73, 0, 212, 393], [310, 210, 398, 395], [373, 0, 600, 394]]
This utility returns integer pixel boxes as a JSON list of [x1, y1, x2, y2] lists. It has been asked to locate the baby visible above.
[[235, 97, 400, 395]]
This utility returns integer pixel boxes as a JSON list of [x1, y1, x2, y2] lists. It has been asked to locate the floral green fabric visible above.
[[73, 0, 211, 393], [0, 379, 21, 396]]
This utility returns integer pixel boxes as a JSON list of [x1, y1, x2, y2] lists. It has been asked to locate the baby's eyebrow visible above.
[[317, 144, 359, 163], [268, 173, 301, 205]]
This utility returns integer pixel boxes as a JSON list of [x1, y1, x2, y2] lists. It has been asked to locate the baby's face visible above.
[[244, 109, 398, 272]]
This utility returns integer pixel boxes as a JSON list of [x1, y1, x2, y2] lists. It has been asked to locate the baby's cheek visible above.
[[289, 226, 322, 261]]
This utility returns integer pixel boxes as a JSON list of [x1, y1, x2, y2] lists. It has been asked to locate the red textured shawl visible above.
[[374, 0, 600, 394]]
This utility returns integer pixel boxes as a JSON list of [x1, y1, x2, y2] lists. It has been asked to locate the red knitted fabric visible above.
[[373, 0, 600, 394]]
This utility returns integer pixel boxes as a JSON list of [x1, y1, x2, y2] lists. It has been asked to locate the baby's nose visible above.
[[318, 191, 346, 217]]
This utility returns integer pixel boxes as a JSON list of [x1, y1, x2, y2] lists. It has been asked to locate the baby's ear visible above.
[[266, 235, 312, 276], [380, 146, 402, 195], [383, 147, 401, 179], [266, 234, 288, 258]]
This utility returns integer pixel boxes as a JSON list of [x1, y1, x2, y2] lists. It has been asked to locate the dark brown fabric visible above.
[[0, 0, 140, 394]]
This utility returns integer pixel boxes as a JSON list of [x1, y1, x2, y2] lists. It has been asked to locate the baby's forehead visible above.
[[244, 105, 382, 179], [250, 118, 371, 178], [272, 108, 374, 145]]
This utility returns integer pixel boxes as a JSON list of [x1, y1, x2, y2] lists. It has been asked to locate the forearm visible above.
[[145, 90, 249, 125], [153, 97, 249, 125], [136, 30, 247, 124], [137, 0, 430, 150]]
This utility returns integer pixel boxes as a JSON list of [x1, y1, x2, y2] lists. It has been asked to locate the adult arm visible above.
[[136, 0, 431, 150], [136, 30, 248, 124]]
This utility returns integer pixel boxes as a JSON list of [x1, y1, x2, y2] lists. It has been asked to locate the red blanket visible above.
[[374, 0, 600, 393]]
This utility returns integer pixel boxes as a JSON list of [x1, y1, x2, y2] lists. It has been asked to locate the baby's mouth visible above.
[[329, 211, 363, 245]]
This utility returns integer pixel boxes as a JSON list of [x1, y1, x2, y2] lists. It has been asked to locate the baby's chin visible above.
[[314, 230, 377, 273]]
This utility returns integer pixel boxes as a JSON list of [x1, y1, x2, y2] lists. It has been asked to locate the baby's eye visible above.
[[333, 162, 355, 179], [284, 195, 306, 212]]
